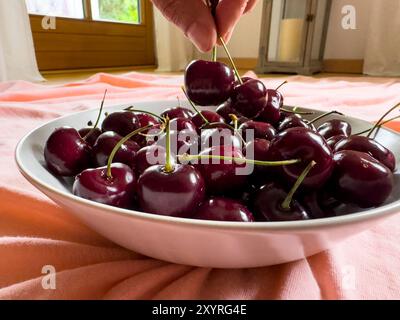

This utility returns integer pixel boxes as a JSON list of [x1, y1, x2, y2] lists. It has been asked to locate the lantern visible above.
[[257, 0, 332, 75]]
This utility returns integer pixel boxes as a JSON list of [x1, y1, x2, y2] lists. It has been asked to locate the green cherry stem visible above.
[[281, 107, 315, 116], [355, 114, 400, 136], [308, 110, 344, 125], [281, 161, 317, 210], [106, 124, 152, 179], [164, 117, 174, 173], [229, 114, 246, 145], [181, 86, 209, 125], [219, 36, 243, 84], [83, 89, 107, 141], [367, 102, 400, 138], [179, 154, 301, 167], [212, 46, 218, 62]]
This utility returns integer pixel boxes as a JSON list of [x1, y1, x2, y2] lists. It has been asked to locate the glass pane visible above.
[[91, 0, 140, 24], [312, 0, 328, 60], [268, 0, 307, 63], [25, 0, 84, 19]]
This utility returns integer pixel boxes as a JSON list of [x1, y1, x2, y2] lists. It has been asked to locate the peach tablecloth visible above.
[[1, 72, 400, 299]]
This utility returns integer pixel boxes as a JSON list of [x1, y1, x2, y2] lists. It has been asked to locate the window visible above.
[[27, 0, 154, 71]]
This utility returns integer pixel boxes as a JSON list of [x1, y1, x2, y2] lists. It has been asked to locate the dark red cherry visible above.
[[216, 100, 240, 123], [200, 128, 241, 150], [133, 112, 161, 146], [135, 145, 168, 176], [194, 198, 254, 222], [161, 106, 193, 120], [239, 120, 276, 141], [326, 135, 347, 150], [170, 117, 197, 133], [137, 164, 205, 218], [257, 89, 282, 125], [278, 114, 312, 132], [92, 131, 140, 168], [267, 128, 334, 189], [78, 127, 102, 147], [252, 183, 310, 222], [331, 150, 394, 208], [317, 119, 352, 140], [195, 145, 247, 195], [301, 190, 342, 219], [73, 163, 136, 209], [334, 135, 396, 171], [101, 111, 140, 137], [244, 139, 272, 185], [231, 79, 268, 118], [44, 127, 92, 176], [185, 60, 235, 106], [155, 129, 199, 156], [191, 110, 225, 130]]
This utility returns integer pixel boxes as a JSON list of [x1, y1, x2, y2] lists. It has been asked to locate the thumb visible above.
[[152, 0, 217, 52], [216, 0, 249, 42]]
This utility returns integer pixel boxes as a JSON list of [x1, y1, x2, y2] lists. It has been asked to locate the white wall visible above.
[[218, 0, 372, 60]]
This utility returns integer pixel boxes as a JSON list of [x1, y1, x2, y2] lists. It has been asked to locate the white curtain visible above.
[[364, 0, 400, 76], [0, 0, 43, 82], [153, 8, 207, 72]]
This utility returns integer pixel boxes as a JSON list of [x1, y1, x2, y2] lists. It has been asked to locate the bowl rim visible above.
[[15, 102, 400, 231]]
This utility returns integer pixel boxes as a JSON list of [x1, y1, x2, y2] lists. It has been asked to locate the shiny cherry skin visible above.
[[231, 79, 268, 118], [334, 135, 396, 171], [44, 127, 92, 176], [216, 100, 240, 123], [101, 111, 140, 137], [135, 145, 168, 176], [73, 163, 136, 209], [155, 129, 199, 156], [161, 107, 193, 120], [239, 120, 276, 142], [326, 134, 347, 150], [252, 183, 310, 222], [191, 110, 225, 130], [78, 127, 102, 147], [278, 114, 312, 132], [301, 190, 342, 219], [137, 164, 206, 218], [200, 128, 241, 151], [267, 127, 334, 189], [133, 113, 161, 146], [257, 89, 282, 125], [331, 150, 394, 208], [317, 119, 352, 140], [195, 145, 247, 195], [170, 117, 197, 133], [185, 60, 235, 106], [244, 138, 272, 185], [92, 131, 140, 168], [194, 198, 254, 222]]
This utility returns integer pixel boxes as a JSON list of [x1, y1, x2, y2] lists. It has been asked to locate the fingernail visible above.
[[187, 23, 217, 52]]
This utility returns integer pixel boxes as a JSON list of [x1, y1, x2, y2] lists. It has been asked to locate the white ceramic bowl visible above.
[[15, 101, 400, 268]]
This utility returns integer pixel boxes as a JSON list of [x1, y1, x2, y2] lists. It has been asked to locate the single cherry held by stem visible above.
[[137, 118, 206, 218], [195, 197, 255, 222], [44, 127, 92, 176]]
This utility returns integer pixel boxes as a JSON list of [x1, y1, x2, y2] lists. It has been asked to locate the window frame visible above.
[[29, 0, 155, 71]]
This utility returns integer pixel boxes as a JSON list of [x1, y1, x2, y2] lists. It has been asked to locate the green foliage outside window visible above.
[[98, 0, 140, 23]]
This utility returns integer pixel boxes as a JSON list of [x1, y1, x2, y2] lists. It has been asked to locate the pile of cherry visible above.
[[43, 58, 398, 222]]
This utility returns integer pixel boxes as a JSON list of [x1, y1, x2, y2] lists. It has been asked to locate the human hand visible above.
[[151, 0, 259, 52]]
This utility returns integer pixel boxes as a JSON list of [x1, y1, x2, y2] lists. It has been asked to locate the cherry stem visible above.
[[212, 46, 218, 62], [106, 124, 152, 179], [181, 86, 209, 125], [281, 161, 317, 210], [124, 106, 165, 122], [355, 115, 400, 136], [164, 117, 174, 173], [367, 102, 400, 138], [229, 114, 246, 145], [309, 110, 344, 125], [179, 154, 301, 167], [275, 81, 288, 91], [281, 107, 315, 116], [83, 89, 107, 141], [219, 36, 242, 84]]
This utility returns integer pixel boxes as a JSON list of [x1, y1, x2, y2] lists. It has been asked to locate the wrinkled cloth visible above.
[[1, 72, 400, 300]]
